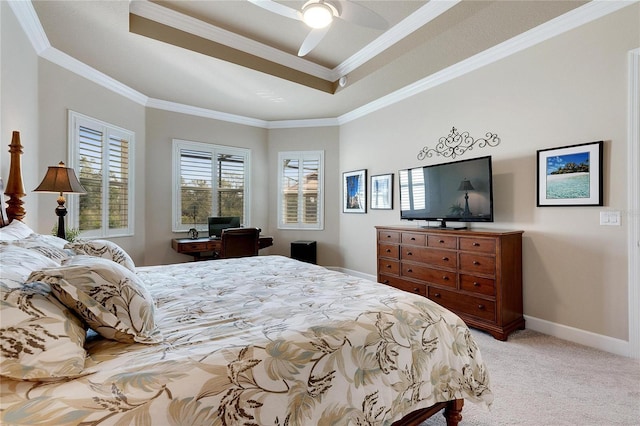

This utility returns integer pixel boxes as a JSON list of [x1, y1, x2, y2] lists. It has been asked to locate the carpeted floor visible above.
[[421, 329, 640, 426]]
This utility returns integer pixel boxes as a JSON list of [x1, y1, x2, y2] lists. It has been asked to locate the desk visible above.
[[172, 236, 274, 260]]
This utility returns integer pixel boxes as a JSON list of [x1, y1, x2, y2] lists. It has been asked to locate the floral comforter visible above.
[[1, 255, 492, 425]]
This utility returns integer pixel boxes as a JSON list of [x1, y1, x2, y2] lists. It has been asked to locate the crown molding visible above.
[[337, 0, 638, 125], [146, 98, 269, 128], [7, 0, 49, 54], [334, 0, 460, 78], [10, 0, 638, 129]]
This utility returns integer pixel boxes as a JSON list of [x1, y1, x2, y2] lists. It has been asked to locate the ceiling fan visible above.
[[247, 0, 389, 57]]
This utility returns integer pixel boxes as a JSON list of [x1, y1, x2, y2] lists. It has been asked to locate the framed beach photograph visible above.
[[536, 141, 603, 207], [343, 169, 367, 213], [370, 173, 393, 210]]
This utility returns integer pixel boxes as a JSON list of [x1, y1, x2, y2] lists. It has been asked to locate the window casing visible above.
[[68, 111, 134, 238], [172, 139, 251, 232], [278, 151, 324, 230]]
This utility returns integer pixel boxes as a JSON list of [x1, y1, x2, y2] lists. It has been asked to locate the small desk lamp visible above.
[[34, 161, 86, 239], [458, 178, 474, 217]]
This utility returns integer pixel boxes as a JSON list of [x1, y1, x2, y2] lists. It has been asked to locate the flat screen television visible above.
[[398, 155, 494, 229], [208, 216, 241, 238]]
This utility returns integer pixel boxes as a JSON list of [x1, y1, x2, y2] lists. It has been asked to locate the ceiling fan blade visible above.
[[337, 0, 388, 30], [247, 0, 301, 21], [298, 26, 331, 57]]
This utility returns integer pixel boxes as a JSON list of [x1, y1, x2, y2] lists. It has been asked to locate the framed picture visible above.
[[536, 141, 603, 207], [343, 169, 367, 213], [370, 173, 393, 210]]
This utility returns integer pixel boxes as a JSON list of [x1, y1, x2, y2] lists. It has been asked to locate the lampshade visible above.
[[302, 2, 334, 29], [34, 162, 86, 194], [458, 179, 474, 192]]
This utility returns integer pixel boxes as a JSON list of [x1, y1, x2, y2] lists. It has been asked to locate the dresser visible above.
[[376, 226, 524, 340]]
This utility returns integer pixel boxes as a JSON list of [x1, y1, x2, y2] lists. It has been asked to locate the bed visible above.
[[0, 134, 493, 425]]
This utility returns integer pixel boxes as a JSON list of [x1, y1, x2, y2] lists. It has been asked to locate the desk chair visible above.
[[217, 227, 260, 259]]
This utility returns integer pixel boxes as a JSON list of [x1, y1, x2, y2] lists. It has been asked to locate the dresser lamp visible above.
[[34, 161, 86, 240], [458, 178, 474, 217]]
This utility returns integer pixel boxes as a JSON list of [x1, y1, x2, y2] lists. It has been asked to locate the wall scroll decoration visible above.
[[417, 127, 500, 160]]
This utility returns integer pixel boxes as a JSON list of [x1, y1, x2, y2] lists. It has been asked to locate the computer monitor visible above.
[[208, 216, 241, 238]]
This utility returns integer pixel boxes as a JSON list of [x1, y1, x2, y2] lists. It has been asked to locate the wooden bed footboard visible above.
[[393, 399, 464, 426]]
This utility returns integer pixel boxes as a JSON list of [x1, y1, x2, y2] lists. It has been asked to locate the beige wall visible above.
[[36, 61, 147, 264], [144, 108, 269, 266], [267, 127, 341, 266], [1, 2, 40, 227], [338, 5, 637, 341]]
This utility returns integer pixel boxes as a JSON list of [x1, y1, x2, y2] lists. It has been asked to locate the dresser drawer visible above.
[[401, 246, 456, 268], [459, 253, 495, 276], [401, 263, 456, 288], [459, 237, 496, 253], [378, 230, 400, 243], [378, 259, 400, 276], [401, 232, 426, 246], [378, 244, 399, 259], [460, 274, 495, 296], [379, 275, 426, 296], [427, 235, 457, 249], [428, 287, 496, 322]]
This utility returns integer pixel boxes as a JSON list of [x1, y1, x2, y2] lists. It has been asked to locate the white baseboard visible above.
[[524, 315, 633, 358], [328, 266, 634, 358]]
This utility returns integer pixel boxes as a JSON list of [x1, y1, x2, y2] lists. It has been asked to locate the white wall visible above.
[[338, 5, 638, 342]]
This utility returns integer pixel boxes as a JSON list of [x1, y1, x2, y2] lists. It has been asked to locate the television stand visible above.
[[422, 219, 468, 230]]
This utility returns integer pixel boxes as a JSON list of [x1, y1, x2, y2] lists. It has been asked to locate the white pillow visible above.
[[0, 220, 34, 241], [0, 245, 59, 288], [0, 281, 87, 381], [28, 256, 162, 345], [65, 239, 135, 271]]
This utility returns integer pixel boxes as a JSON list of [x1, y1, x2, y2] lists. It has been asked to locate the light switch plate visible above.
[[600, 211, 621, 226]]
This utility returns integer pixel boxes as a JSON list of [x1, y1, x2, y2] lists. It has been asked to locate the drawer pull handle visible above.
[[442, 256, 449, 261], [387, 235, 392, 238], [386, 249, 391, 253], [386, 264, 392, 268], [472, 242, 480, 246], [407, 252, 413, 256], [407, 268, 413, 273], [478, 304, 485, 310], [473, 282, 480, 287], [434, 293, 441, 298], [473, 261, 480, 265], [410, 237, 416, 240], [413, 288, 420, 293], [382, 280, 389, 284], [442, 276, 449, 281], [439, 239, 445, 243]]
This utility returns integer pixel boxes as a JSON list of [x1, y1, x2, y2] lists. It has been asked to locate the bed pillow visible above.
[[0, 220, 33, 241], [65, 239, 135, 272], [27, 256, 162, 345], [0, 245, 59, 288], [3, 233, 71, 264], [0, 281, 87, 381]]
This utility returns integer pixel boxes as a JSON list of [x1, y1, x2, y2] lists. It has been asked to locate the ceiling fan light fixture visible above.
[[302, 2, 334, 29]]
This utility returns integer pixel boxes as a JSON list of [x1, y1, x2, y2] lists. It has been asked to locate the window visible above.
[[278, 151, 324, 230], [68, 111, 134, 238], [172, 139, 250, 232]]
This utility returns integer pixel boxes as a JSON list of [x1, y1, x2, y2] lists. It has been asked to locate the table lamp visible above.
[[34, 161, 86, 240], [458, 178, 474, 216]]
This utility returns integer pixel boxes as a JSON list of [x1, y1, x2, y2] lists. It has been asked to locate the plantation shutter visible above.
[[180, 149, 213, 226], [70, 111, 134, 238], [278, 151, 324, 230], [217, 154, 244, 220]]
